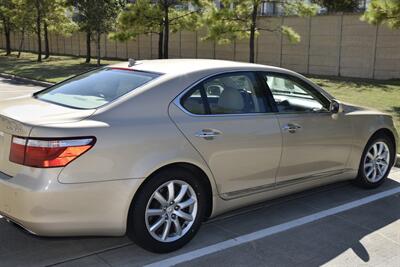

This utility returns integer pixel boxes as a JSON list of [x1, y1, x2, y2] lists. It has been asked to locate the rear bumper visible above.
[[0, 172, 144, 236]]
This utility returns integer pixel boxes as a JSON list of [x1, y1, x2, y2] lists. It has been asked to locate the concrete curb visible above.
[[0, 73, 53, 87]]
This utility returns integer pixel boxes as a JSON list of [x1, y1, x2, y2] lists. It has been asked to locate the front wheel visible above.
[[127, 167, 207, 253], [356, 135, 394, 188]]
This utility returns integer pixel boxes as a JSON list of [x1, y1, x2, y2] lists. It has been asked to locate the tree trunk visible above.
[[96, 32, 101, 66], [17, 30, 25, 58], [35, 1, 42, 62], [86, 30, 91, 63], [249, 3, 258, 63], [44, 22, 50, 59], [3, 22, 11, 56], [163, 2, 169, 59]]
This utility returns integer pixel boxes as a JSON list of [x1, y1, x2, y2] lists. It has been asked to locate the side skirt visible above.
[[221, 169, 354, 200]]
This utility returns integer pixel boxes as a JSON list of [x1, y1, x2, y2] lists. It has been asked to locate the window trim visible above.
[[177, 71, 273, 117], [260, 71, 332, 115]]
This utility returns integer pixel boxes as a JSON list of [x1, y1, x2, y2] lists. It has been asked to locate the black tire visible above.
[[355, 134, 395, 189], [127, 167, 207, 253]]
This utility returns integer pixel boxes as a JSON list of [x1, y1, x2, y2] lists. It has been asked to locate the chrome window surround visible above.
[[173, 69, 334, 117]]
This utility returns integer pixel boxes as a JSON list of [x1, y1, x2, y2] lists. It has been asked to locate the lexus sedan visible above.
[[0, 59, 397, 253]]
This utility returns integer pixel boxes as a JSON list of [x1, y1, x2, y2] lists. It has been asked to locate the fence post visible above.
[[337, 14, 344, 77], [179, 31, 182, 58], [233, 39, 237, 61], [195, 31, 198, 59], [137, 35, 141, 59], [371, 24, 379, 79], [104, 35, 107, 58], [279, 16, 284, 67], [77, 33, 80, 56], [213, 40, 216, 59], [306, 16, 312, 74]]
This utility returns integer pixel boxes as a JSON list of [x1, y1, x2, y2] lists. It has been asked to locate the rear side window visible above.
[[35, 68, 161, 109], [181, 72, 269, 115]]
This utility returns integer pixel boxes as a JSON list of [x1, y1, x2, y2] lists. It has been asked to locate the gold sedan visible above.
[[0, 59, 397, 253]]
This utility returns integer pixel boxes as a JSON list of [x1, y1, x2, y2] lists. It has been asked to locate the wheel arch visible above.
[[368, 128, 397, 156], [128, 162, 215, 224]]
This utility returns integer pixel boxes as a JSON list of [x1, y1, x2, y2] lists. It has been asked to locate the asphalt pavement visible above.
[[0, 76, 399, 267]]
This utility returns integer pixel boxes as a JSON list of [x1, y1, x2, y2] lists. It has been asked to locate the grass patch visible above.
[[0, 50, 121, 83], [311, 76, 400, 139], [0, 50, 399, 151]]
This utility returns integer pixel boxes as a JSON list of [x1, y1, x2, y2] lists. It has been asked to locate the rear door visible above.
[[260, 72, 353, 184], [169, 71, 282, 197]]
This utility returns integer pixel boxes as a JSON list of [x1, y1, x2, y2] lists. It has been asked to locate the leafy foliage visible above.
[[362, 0, 400, 29], [0, 0, 16, 54], [71, 0, 125, 64], [112, 0, 202, 59], [72, 0, 124, 35], [203, 0, 317, 62]]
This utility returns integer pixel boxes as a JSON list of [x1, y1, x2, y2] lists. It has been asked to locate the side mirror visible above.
[[330, 100, 343, 114]]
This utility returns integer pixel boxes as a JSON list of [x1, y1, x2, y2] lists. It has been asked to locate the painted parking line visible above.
[[145, 186, 400, 267]]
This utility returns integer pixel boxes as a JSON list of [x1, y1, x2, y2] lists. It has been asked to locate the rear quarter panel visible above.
[[29, 72, 219, 196]]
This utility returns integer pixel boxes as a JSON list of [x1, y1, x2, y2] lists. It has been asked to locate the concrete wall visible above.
[[1, 14, 399, 79]]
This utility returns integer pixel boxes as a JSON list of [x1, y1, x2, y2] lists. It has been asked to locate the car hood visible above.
[[342, 102, 391, 117]]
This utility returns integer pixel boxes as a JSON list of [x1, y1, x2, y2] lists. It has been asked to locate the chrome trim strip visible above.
[[172, 70, 333, 118], [221, 169, 353, 200]]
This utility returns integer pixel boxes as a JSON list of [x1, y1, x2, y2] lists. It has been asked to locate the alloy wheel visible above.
[[145, 180, 198, 243], [363, 141, 390, 183]]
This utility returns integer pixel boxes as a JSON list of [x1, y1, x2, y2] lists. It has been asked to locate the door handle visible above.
[[282, 123, 302, 133], [195, 129, 222, 139]]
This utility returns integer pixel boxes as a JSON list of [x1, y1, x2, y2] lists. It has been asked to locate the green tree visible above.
[[0, 0, 15, 55], [203, 0, 317, 63], [42, 0, 76, 59], [112, 0, 201, 59], [24, 0, 74, 62], [311, 0, 359, 13], [12, 0, 35, 58], [72, 0, 125, 65], [362, 0, 400, 29]]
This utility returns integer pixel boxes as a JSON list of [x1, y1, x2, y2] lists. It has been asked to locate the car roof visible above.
[[109, 59, 283, 75]]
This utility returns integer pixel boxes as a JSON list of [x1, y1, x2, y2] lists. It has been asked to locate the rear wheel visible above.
[[127, 167, 207, 253], [356, 135, 394, 188]]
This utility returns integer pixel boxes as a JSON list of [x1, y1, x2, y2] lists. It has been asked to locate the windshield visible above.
[[35, 68, 161, 109]]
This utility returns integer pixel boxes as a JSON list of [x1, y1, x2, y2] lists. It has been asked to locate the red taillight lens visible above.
[[9, 137, 26, 165], [10, 137, 95, 168]]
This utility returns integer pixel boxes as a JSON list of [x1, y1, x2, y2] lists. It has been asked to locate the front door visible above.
[[169, 71, 282, 196], [260, 72, 353, 184]]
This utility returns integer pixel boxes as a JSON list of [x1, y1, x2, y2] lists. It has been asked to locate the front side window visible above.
[[263, 73, 330, 113], [181, 72, 269, 115], [35, 68, 161, 109]]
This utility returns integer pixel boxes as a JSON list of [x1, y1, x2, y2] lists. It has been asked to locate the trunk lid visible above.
[[0, 96, 95, 177]]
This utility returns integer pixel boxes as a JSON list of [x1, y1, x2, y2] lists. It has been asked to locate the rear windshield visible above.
[[35, 68, 161, 109]]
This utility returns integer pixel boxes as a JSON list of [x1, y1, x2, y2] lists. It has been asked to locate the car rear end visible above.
[[0, 67, 162, 236]]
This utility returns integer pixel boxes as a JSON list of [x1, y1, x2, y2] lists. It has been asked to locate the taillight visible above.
[[10, 136, 96, 168]]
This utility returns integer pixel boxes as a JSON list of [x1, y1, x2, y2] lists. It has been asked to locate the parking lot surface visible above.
[[0, 76, 42, 100], [0, 77, 399, 267]]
